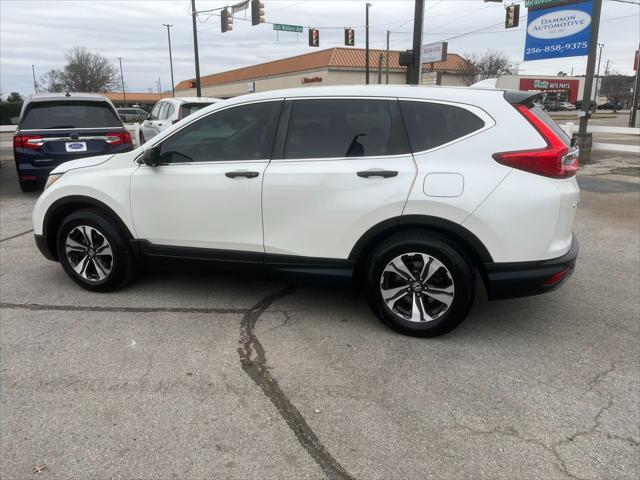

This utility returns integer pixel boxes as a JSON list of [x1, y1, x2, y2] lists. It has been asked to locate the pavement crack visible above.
[[0, 302, 246, 315], [0, 229, 33, 243], [238, 286, 354, 480]]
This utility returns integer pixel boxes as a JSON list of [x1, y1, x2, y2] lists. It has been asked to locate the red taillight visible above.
[[543, 267, 573, 287], [493, 104, 579, 179], [13, 135, 43, 150], [105, 131, 132, 146]]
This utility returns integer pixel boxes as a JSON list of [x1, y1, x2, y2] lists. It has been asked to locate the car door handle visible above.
[[225, 170, 260, 179], [357, 169, 398, 178]]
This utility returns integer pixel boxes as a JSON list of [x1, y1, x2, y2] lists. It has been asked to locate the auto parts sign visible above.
[[524, 0, 593, 61]]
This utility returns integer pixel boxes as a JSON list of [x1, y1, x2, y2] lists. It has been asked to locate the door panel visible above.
[[131, 161, 267, 251], [263, 156, 416, 259], [262, 98, 415, 260], [130, 100, 283, 252]]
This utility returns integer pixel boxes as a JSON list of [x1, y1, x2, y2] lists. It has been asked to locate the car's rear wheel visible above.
[[365, 232, 474, 337], [56, 209, 136, 292]]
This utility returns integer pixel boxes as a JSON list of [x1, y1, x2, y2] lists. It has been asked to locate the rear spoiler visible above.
[[503, 90, 543, 106]]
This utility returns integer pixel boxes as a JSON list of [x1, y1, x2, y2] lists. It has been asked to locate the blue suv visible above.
[[13, 93, 133, 191]]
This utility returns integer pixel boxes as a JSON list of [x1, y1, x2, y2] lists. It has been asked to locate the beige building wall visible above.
[[176, 68, 468, 97]]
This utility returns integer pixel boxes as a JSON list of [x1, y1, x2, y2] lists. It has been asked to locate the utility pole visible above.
[[410, 0, 425, 85], [575, 0, 602, 163], [385, 30, 390, 84], [629, 46, 640, 128], [157, 77, 162, 95], [31, 65, 38, 93], [592, 43, 604, 106], [365, 3, 372, 84], [117, 57, 126, 105], [191, 0, 202, 96], [163, 24, 176, 97]]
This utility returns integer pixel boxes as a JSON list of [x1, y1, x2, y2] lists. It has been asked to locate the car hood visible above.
[[51, 154, 114, 174]]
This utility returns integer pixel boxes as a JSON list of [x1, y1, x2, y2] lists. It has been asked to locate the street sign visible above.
[[273, 23, 303, 33], [421, 42, 447, 63], [524, 0, 593, 61], [525, 0, 585, 10]]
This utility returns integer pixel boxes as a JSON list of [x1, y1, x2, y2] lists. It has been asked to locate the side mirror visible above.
[[141, 146, 160, 167]]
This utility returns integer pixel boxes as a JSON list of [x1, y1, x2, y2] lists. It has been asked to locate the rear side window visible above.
[[181, 103, 212, 118], [20, 101, 121, 129], [284, 99, 410, 159], [399, 101, 485, 152]]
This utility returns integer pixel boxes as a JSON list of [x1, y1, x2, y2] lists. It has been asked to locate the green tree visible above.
[[6, 92, 22, 102]]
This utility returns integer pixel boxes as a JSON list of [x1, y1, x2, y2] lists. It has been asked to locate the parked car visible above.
[[14, 93, 133, 192], [558, 101, 576, 111], [117, 107, 148, 124], [543, 100, 559, 111], [597, 101, 623, 111], [32, 86, 580, 337], [139, 97, 222, 143]]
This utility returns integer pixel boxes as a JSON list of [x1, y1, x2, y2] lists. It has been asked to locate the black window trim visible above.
[[273, 96, 413, 162], [144, 98, 285, 166], [398, 98, 495, 155]]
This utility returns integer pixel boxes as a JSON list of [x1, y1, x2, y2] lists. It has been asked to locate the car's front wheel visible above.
[[365, 232, 475, 337], [56, 209, 136, 292]]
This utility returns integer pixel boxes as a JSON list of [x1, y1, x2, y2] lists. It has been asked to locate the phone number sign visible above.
[[524, 0, 593, 61]]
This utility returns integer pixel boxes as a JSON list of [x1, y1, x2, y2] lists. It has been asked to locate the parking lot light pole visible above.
[[191, 0, 202, 96], [31, 65, 38, 93], [365, 3, 372, 85], [117, 57, 126, 106], [163, 24, 176, 97]]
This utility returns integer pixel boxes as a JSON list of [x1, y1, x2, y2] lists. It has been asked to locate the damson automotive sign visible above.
[[524, 0, 593, 61]]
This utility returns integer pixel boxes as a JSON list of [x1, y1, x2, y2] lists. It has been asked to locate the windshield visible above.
[[20, 101, 122, 129]]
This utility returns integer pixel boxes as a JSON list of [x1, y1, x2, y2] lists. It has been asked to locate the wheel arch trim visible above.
[[348, 215, 494, 264]]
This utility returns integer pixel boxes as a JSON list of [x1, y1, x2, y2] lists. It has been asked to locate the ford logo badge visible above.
[[68, 143, 84, 150]]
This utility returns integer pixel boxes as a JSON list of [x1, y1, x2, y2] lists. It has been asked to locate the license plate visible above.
[[65, 141, 87, 152]]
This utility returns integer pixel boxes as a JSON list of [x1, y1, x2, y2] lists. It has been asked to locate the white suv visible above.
[[32, 86, 580, 337], [139, 97, 222, 143]]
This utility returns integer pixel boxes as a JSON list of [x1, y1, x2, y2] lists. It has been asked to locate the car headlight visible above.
[[44, 173, 64, 190]]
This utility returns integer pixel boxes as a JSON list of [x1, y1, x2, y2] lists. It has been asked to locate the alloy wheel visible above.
[[65, 225, 114, 282], [380, 252, 455, 322]]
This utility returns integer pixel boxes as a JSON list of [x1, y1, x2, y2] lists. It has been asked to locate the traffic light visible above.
[[309, 28, 319, 47], [251, 0, 265, 26], [344, 28, 354, 46], [505, 4, 520, 29], [221, 8, 233, 33]]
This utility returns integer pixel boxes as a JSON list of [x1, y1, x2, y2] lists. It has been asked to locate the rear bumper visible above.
[[34, 234, 56, 261], [484, 235, 579, 300]]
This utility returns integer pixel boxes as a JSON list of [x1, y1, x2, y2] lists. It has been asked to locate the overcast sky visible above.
[[1, 0, 638, 96]]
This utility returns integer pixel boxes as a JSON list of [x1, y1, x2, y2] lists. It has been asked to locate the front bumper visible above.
[[34, 234, 56, 261], [484, 235, 579, 300]]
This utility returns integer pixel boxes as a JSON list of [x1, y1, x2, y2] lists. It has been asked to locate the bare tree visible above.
[[39, 69, 65, 93], [462, 50, 514, 86], [56, 47, 119, 92]]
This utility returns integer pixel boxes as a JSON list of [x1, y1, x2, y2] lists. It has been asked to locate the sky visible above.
[[1, 0, 639, 96]]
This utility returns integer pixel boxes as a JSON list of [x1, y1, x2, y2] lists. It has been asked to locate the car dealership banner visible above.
[[524, 0, 593, 61]]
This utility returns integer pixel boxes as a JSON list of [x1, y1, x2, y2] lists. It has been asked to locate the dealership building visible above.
[[175, 47, 474, 98]]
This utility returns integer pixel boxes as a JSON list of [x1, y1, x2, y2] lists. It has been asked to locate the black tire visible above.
[[56, 208, 137, 292], [365, 231, 475, 337]]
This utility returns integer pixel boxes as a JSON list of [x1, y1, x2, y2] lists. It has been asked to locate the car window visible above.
[[20, 101, 122, 129], [399, 101, 485, 152], [162, 103, 175, 120], [158, 101, 282, 164], [149, 103, 162, 120], [284, 99, 409, 159], [157, 103, 169, 120], [180, 103, 212, 118]]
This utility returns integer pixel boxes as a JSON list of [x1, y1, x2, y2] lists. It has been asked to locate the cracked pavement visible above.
[[1, 157, 638, 479]]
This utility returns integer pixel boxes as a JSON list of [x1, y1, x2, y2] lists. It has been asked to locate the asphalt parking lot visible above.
[[1, 155, 638, 479]]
